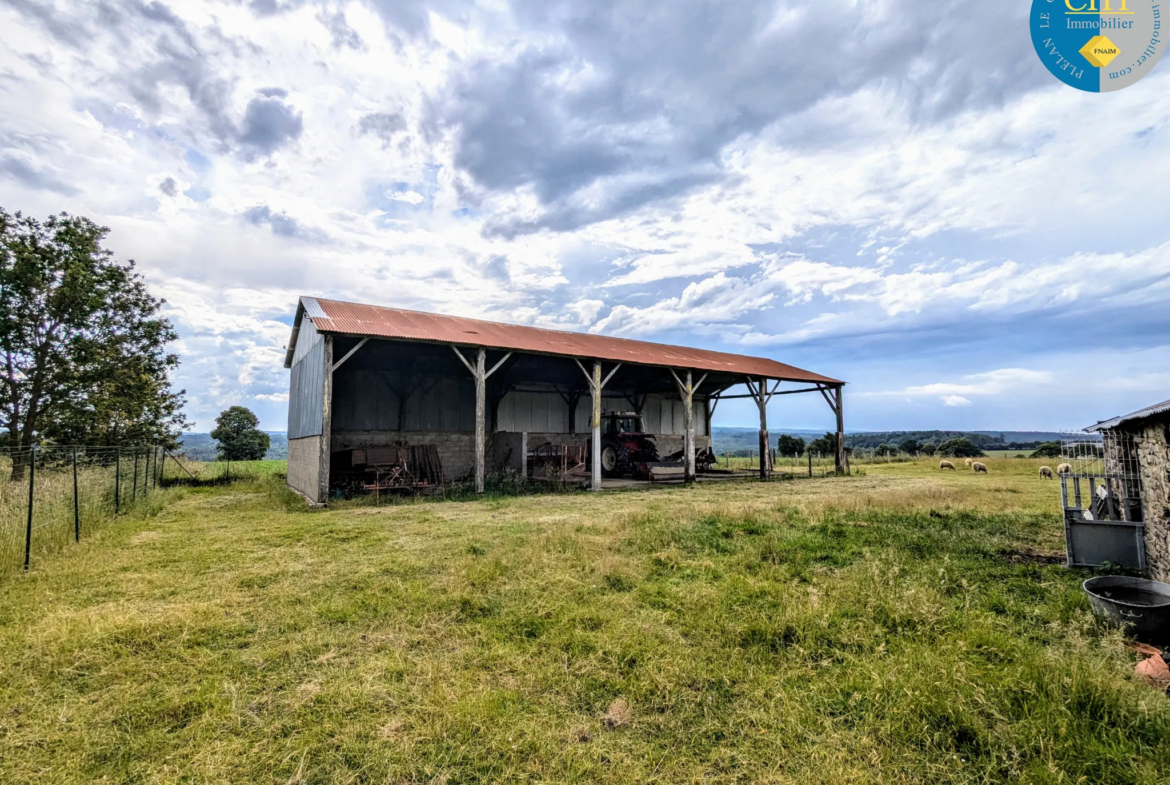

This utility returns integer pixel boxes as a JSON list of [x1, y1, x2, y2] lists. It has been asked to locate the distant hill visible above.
[[178, 432, 288, 461]]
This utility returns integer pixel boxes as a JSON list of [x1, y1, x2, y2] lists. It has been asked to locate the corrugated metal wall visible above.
[[332, 371, 475, 433], [497, 391, 571, 433], [292, 318, 321, 366], [288, 334, 325, 439], [496, 392, 706, 436], [326, 357, 707, 437]]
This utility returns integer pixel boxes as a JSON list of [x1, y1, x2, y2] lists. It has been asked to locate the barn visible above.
[[1087, 398, 1170, 581], [283, 297, 846, 504]]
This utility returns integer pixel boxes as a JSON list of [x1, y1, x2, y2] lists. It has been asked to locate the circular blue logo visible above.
[[1031, 0, 1166, 91]]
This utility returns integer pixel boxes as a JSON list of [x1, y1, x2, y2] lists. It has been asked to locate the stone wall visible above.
[[288, 435, 323, 504], [1133, 420, 1170, 581]]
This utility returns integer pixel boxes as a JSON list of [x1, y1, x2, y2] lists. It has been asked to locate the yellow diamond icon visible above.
[[1080, 35, 1120, 68]]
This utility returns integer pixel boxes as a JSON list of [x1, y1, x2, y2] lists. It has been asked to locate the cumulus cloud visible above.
[[942, 395, 973, 408], [904, 369, 1054, 397], [0, 149, 78, 194], [238, 92, 304, 158], [385, 189, 425, 205], [429, 0, 1046, 235]]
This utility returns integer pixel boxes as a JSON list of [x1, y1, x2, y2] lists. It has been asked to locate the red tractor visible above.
[[591, 412, 661, 478]]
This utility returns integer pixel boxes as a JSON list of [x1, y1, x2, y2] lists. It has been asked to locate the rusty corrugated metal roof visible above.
[[287, 296, 843, 385], [1086, 398, 1170, 432]]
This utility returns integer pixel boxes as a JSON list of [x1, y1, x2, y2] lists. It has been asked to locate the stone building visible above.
[[1088, 398, 1170, 581]]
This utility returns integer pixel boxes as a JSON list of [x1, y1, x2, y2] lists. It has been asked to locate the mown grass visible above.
[[0, 459, 1167, 783]]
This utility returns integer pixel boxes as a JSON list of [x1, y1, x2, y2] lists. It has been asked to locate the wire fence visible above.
[[0, 446, 281, 576]]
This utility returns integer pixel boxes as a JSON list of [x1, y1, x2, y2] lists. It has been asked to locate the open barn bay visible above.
[[1, 460, 1167, 784]]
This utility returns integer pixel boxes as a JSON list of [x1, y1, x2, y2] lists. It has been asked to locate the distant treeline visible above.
[[710, 427, 1098, 457], [179, 432, 288, 461], [839, 430, 1095, 451]]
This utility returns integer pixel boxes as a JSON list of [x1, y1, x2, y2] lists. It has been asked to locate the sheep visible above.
[[964, 458, 974, 467], [939, 460, 956, 471], [1057, 463, 1072, 475], [972, 461, 988, 474], [1039, 466, 1054, 480]]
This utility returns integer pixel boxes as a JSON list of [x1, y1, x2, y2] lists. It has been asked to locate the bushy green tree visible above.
[[920, 442, 938, 457], [898, 438, 920, 455], [1, 209, 187, 479], [776, 434, 805, 457], [938, 438, 984, 458], [1030, 442, 1063, 459], [211, 406, 270, 461], [874, 443, 898, 457], [807, 432, 837, 457]]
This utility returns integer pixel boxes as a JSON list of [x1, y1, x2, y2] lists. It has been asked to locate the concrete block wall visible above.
[[288, 435, 323, 504], [331, 430, 478, 481]]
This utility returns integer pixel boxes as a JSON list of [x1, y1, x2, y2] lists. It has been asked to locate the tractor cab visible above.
[[603, 413, 646, 436]]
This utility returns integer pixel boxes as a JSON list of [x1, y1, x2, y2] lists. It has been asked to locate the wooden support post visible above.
[[452, 346, 513, 495], [572, 359, 620, 492], [684, 371, 695, 484], [319, 335, 334, 505], [670, 369, 707, 485], [592, 361, 602, 492], [835, 385, 846, 475], [757, 377, 771, 480], [475, 348, 487, 494]]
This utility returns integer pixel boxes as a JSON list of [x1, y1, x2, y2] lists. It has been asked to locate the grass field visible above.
[[1, 458, 1168, 783]]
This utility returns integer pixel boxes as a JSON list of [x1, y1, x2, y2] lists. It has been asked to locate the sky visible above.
[[1, 0, 1168, 434]]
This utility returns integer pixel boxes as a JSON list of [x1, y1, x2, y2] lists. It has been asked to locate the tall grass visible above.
[[0, 460, 1166, 783], [0, 449, 163, 574]]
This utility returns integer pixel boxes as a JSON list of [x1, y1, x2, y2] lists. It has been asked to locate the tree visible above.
[[938, 438, 984, 458], [807, 432, 837, 457], [211, 406, 270, 461], [1030, 442, 1063, 459], [898, 438, 920, 455], [875, 443, 898, 457], [920, 442, 938, 457], [1, 209, 187, 479], [776, 434, 805, 457]]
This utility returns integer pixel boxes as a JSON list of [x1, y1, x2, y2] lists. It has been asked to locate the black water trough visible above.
[[1083, 576, 1170, 644]]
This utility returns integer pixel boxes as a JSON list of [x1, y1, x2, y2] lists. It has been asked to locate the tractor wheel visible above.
[[600, 440, 631, 477], [641, 440, 660, 463]]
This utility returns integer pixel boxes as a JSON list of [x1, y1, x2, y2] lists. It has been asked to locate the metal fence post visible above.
[[24, 446, 35, 571], [73, 447, 80, 543], [133, 449, 139, 501], [115, 449, 121, 514]]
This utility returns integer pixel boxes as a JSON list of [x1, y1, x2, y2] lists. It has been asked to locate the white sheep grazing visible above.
[[1039, 466, 1054, 480], [964, 458, 974, 467], [972, 462, 988, 474], [939, 460, 956, 471], [1057, 463, 1072, 475]]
